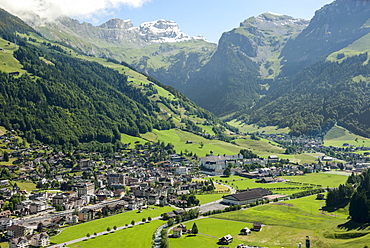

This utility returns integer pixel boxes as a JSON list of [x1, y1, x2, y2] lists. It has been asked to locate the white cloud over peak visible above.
[[0, 0, 151, 22]]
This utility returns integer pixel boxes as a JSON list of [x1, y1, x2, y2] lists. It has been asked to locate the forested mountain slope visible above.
[[243, 53, 370, 137], [0, 8, 232, 148]]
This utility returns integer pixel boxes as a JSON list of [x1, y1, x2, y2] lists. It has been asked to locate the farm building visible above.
[[240, 227, 251, 235], [218, 234, 233, 245], [253, 222, 263, 231], [222, 188, 272, 205]]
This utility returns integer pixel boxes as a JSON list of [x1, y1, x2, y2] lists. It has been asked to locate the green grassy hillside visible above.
[[324, 125, 370, 147], [0, 38, 26, 73]]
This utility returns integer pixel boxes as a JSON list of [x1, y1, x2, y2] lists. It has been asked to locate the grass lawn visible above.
[[196, 194, 225, 205], [70, 220, 162, 248], [284, 173, 348, 188], [51, 206, 174, 244], [11, 181, 37, 192], [169, 232, 220, 248], [169, 218, 249, 248]]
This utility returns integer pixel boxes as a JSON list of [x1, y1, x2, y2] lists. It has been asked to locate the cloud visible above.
[[0, 0, 151, 22]]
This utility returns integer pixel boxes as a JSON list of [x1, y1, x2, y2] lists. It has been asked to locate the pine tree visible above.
[[192, 223, 198, 234], [2, 151, 9, 162]]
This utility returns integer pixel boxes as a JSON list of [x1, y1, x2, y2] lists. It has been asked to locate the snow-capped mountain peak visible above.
[[138, 19, 199, 43]]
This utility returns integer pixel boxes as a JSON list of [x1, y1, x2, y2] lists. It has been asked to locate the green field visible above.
[[212, 195, 370, 248], [51, 206, 174, 244], [327, 32, 370, 64], [284, 172, 348, 188], [196, 194, 225, 205], [205, 173, 348, 195], [70, 220, 162, 248], [227, 121, 290, 134], [169, 218, 250, 248], [121, 133, 148, 146], [142, 129, 243, 157], [169, 195, 370, 248], [324, 125, 370, 147]]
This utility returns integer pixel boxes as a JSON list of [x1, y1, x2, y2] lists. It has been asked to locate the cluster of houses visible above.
[[0, 218, 50, 248]]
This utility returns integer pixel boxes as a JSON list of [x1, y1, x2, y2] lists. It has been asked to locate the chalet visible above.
[[252, 222, 263, 231], [257, 177, 275, 184], [268, 155, 279, 163], [316, 193, 325, 200], [95, 189, 114, 201], [240, 227, 251, 235], [218, 234, 233, 245], [172, 228, 183, 238], [222, 188, 273, 205]]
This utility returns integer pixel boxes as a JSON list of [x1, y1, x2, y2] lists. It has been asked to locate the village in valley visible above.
[[0, 129, 368, 248]]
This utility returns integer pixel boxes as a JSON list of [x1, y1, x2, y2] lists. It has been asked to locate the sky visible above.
[[1, 0, 334, 43]]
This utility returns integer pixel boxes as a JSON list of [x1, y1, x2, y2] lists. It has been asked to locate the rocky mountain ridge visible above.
[[30, 17, 205, 48], [280, 0, 370, 75], [182, 12, 309, 115]]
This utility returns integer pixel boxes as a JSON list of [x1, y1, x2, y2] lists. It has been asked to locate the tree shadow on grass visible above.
[[337, 220, 370, 231], [185, 234, 196, 238], [321, 201, 349, 213]]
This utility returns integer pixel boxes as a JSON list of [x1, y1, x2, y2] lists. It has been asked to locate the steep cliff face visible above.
[[236, 12, 308, 78], [183, 13, 308, 115], [280, 0, 370, 75]]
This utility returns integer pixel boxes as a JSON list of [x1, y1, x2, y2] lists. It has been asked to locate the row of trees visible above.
[[324, 170, 370, 223]]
